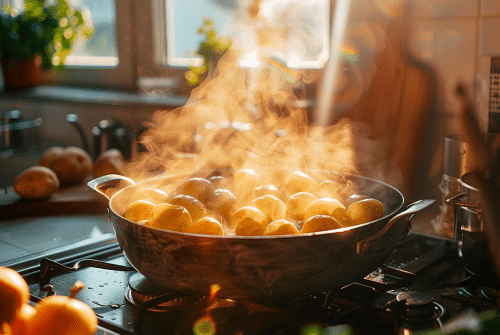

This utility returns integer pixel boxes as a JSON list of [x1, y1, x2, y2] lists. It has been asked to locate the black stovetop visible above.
[[14, 232, 500, 335]]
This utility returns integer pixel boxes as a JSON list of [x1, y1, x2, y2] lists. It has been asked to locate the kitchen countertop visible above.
[[0, 85, 189, 109], [0, 214, 114, 266]]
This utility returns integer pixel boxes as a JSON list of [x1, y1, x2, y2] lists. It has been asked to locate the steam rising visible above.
[[126, 45, 357, 182], [125, 0, 402, 186]]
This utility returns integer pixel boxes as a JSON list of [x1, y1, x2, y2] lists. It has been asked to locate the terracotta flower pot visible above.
[[1, 56, 42, 90]]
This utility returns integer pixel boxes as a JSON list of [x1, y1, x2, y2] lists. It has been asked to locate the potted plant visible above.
[[0, 0, 93, 90], [185, 19, 232, 89]]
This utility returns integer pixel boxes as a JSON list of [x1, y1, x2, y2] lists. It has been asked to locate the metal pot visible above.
[[88, 172, 434, 300], [447, 172, 495, 276]]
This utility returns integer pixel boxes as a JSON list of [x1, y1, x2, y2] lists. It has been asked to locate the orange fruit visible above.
[[27, 282, 97, 335], [1, 323, 12, 335], [0, 267, 30, 324], [10, 304, 36, 335]]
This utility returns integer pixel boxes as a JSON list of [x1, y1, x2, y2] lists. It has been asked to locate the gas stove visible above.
[[9, 231, 500, 335]]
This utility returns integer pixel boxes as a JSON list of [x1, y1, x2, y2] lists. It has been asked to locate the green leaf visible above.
[[0, 0, 92, 68]]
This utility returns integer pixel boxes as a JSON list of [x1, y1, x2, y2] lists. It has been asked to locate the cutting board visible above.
[[0, 177, 108, 220], [346, 7, 436, 202]]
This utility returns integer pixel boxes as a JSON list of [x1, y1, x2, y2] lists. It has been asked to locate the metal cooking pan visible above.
[[447, 172, 495, 277], [88, 172, 433, 300]]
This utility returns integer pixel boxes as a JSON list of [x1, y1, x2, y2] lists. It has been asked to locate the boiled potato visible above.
[[13, 166, 59, 199], [209, 175, 229, 189], [284, 171, 319, 196], [92, 149, 124, 178], [232, 169, 259, 205], [318, 180, 342, 199], [124, 200, 156, 222], [301, 215, 342, 234], [206, 188, 237, 218], [185, 217, 224, 236], [347, 198, 385, 225], [150, 203, 193, 232], [303, 198, 345, 221], [129, 187, 169, 205], [332, 207, 356, 227], [286, 192, 318, 220], [230, 206, 269, 236], [48, 146, 92, 184], [254, 184, 282, 199], [345, 194, 369, 206], [251, 195, 286, 222], [39, 146, 63, 167], [169, 194, 207, 223], [181, 177, 216, 204], [264, 219, 300, 236], [234, 217, 269, 236]]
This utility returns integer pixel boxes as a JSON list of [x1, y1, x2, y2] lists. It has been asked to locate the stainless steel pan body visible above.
[[89, 173, 433, 300], [447, 172, 496, 277]]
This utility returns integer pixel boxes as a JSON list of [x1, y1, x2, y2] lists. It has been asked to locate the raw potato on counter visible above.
[[39, 146, 125, 183], [0, 267, 97, 335], [13, 166, 59, 199], [120, 169, 386, 237], [92, 149, 124, 178], [37, 146, 63, 167], [40, 146, 92, 184], [13, 146, 125, 200]]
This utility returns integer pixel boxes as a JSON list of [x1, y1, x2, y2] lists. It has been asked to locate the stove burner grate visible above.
[[391, 291, 446, 321], [125, 273, 204, 312]]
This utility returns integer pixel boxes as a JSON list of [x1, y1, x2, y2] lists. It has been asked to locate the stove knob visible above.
[[395, 291, 436, 319]]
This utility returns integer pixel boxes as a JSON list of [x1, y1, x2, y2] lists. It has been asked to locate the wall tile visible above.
[[481, 0, 500, 16], [410, 0, 479, 18], [480, 18, 500, 55], [408, 18, 478, 134], [477, 56, 493, 133]]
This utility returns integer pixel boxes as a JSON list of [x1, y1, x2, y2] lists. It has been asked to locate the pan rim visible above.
[[108, 172, 404, 240]]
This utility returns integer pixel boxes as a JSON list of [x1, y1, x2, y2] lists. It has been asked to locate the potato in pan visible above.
[[119, 169, 385, 237]]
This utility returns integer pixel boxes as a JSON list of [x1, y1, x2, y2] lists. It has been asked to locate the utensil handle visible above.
[[87, 174, 135, 201], [446, 192, 481, 210], [356, 199, 435, 257]]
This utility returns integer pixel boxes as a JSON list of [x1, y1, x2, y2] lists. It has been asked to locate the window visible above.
[[64, 0, 118, 68], [1, 0, 331, 92], [43, 0, 137, 90], [165, 0, 329, 69]]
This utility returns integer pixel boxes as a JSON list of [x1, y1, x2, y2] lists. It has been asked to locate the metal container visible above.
[[442, 135, 470, 179], [89, 172, 434, 300], [447, 172, 495, 276], [0, 110, 42, 157], [432, 135, 471, 238]]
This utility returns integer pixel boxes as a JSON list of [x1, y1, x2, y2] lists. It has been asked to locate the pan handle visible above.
[[87, 174, 135, 201], [446, 192, 481, 210], [356, 199, 435, 257]]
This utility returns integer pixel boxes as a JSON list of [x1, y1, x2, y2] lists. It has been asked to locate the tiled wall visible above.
[[408, 0, 499, 136]]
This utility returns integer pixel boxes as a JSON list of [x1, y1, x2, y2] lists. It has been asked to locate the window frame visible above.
[[38, 0, 139, 91], [3, 0, 333, 94], [36, 0, 192, 93]]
